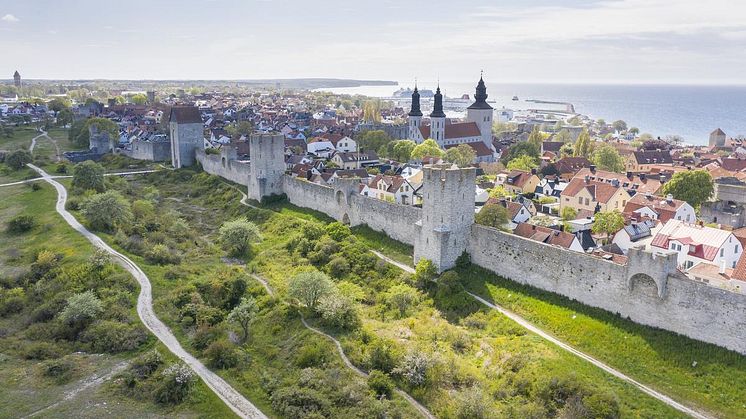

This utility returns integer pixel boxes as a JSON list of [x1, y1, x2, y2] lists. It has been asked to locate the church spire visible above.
[[408, 82, 422, 117], [467, 73, 492, 110], [430, 85, 445, 118]]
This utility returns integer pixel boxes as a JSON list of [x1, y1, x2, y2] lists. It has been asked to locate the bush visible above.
[[155, 362, 196, 405], [72, 160, 106, 192], [204, 339, 240, 369], [367, 370, 394, 399], [219, 218, 261, 256], [295, 340, 327, 368], [22, 341, 62, 360], [393, 350, 433, 387], [454, 386, 489, 419], [0, 287, 25, 316], [6, 149, 32, 170], [192, 324, 221, 350], [43, 358, 75, 382], [6, 214, 35, 234], [288, 270, 334, 309], [81, 320, 148, 353], [58, 290, 103, 328], [131, 349, 164, 379], [367, 339, 397, 373], [325, 222, 351, 241], [145, 244, 181, 265], [316, 293, 359, 330], [326, 255, 350, 279], [270, 386, 330, 418], [81, 191, 132, 231]]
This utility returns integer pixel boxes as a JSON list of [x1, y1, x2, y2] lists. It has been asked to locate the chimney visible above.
[[626, 171, 632, 179], [584, 175, 590, 183], [531, 168, 537, 175], [639, 173, 646, 181], [611, 179, 620, 187], [590, 164, 596, 173], [660, 175, 666, 184], [666, 194, 673, 203], [645, 191, 652, 199]]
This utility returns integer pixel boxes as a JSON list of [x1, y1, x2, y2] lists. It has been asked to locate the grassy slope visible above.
[[0, 183, 235, 418]]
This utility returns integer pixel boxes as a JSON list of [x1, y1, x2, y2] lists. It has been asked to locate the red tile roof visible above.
[[561, 178, 621, 204], [514, 223, 577, 249], [623, 194, 688, 223], [419, 121, 481, 140]]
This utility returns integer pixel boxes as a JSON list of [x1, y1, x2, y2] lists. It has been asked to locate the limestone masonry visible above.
[[194, 133, 746, 355]]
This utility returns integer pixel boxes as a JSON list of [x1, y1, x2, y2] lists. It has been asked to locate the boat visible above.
[[512, 95, 519, 101]]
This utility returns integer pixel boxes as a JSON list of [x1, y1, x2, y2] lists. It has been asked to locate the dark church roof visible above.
[[408, 86, 423, 117], [169, 106, 202, 124], [467, 76, 493, 110], [429, 86, 446, 118]]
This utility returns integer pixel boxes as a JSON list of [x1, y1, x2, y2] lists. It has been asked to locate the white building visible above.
[[651, 219, 742, 271]]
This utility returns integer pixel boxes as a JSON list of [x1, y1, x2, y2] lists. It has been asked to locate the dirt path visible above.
[[370, 251, 711, 419], [28, 129, 61, 161], [27, 163, 267, 419], [23, 361, 130, 418]]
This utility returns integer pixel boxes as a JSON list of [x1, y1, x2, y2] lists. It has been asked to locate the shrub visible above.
[[131, 349, 164, 379], [55, 162, 68, 174], [326, 255, 350, 278], [393, 350, 433, 387], [204, 339, 240, 369], [295, 340, 327, 368], [146, 244, 181, 265], [154, 362, 196, 405], [81, 320, 148, 353], [367, 370, 394, 399], [367, 339, 397, 373], [219, 218, 261, 256], [81, 191, 132, 231], [22, 341, 62, 360], [64, 196, 81, 211], [384, 283, 420, 318], [325, 222, 351, 241], [72, 160, 106, 192], [0, 287, 25, 316], [316, 293, 359, 330], [192, 324, 221, 350], [6, 214, 35, 234], [58, 290, 103, 328], [227, 297, 258, 343], [30, 250, 60, 281], [288, 270, 334, 309], [43, 358, 75, 382], [6, 149, 32, 170], [454, 386, 489, 419], [270, 386, 330, 418]]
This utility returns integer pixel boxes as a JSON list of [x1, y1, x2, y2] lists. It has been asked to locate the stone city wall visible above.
[[196, 149, 251, 186], [467, 223, 746, 354]]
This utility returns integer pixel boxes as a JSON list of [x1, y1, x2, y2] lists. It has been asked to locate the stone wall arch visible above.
[[627, 272, 663, 299]]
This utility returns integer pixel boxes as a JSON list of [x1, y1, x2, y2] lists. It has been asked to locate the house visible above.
[[513, 223, 585, 252], [625, 149, 674, 172], [444, 141, 496, 163], [573, 167, 662, 196], [330, 136, 357, 153], [555, 157, 592, 180], [361, 174, 416, 205], [535, 176, 568, 200], [560, 176, 631, 214], [307, 139, 335, 158], [612, 219, 660, 253], [503, 170, 540, 195], [331, 151, 379, 170], [651, 219, 742, 271], [623, 193, 696, 224]]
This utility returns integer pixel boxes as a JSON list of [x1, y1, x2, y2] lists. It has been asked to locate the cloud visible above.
[[1, 14, 19, 23]]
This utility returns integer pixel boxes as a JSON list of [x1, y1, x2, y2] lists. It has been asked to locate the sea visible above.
[[315, 82, 746, 146]]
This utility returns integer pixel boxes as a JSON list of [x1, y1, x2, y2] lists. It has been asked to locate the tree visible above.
[[411, 139, 444, 161], [492, 122, 517, 135], [500, 142, 539, 165], [72, 160, 106, 192], [445, 144, 476, 167], [219, 218, 261, 256], [612, 120, 627, 133], [70, 117, 119, 149], [592, 211, 625, 244], [629, 127, 640, 135], [392, 140, 416, 162], [393, 350, 432, 387], [488, 185, 511, 199], [129, 93, 147, 105], [81, 191, 132, 231], [225, 121, 253, 138], [59, 291, 103, 327], [554, 129, 572, 143], [56, 108, 73, 126], [5, 149, 32, 170], [48, 98, 71, 113], [356, 130, 391, 152], [596, 118, 606, 127], [316, 293, 358, 329], [288, 270, 334, 309], [527, 125, 544, 148], [591, 143, 624, 173], [368, 370, 395, 399], [573, 128, 592, 157], [638, 133, 654, 143], [507, 155, 538, 171], [561, 206, 578, 221], [227, 297, 258, 343], [475, 204, 510, 229], [385, 283, 420, 318], [662, 170, 714, 208], [362, 100, 382, 123]]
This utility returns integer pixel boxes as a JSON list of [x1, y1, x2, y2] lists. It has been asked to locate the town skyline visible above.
[[3, 0, 746, 84]]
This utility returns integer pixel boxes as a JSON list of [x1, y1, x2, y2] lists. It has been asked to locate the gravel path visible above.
[[370, 250, 710, 419], [28, 163, 267, 419]]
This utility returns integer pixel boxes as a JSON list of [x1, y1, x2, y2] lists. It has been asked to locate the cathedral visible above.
[[407, 76, 495, 156]]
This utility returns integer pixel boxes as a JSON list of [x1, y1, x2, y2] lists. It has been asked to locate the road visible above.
[[27, 164, 267, 419], [0, 170, 164, 188], [369, 251, 711, 419]]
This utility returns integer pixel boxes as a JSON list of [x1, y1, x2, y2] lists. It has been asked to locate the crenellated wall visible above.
[[468, 224, 746, 354]]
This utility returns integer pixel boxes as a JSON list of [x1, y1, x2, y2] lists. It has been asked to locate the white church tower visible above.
[[429, 86, 446, 145], [407, 85, 423, 142], [466, 75, 494, 146]]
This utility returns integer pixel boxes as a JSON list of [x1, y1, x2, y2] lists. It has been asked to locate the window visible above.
[[721, 248, 725, 257], [736, 245, 740, 253], [585, 198, 589, 206], [578, 197, 582, 204]]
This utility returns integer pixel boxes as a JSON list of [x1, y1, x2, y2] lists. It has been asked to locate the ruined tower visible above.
[[247, 133, 285, 202], [414, 164, 476, 272], [13, 71, 21, 88], [168, 106, 203, 168]]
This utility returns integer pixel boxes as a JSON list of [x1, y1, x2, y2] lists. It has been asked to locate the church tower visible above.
[[466, 75, 494, 146], [429, 86, 446, 146], [407, 85, 423, 142], [13, 71, 21, 88]]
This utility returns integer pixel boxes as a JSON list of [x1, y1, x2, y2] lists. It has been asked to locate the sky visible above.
[[2, 0, 746, 84]]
